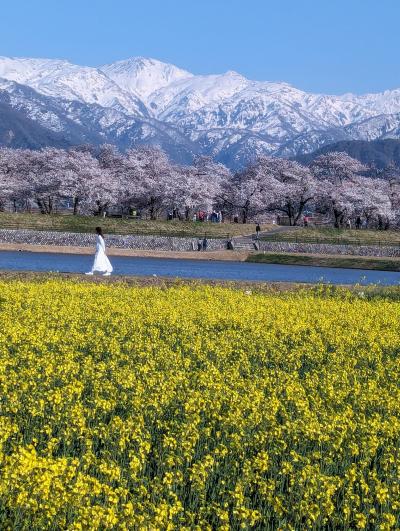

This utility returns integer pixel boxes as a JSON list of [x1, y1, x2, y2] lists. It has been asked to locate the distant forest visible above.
[[297, 139, 400, 169]]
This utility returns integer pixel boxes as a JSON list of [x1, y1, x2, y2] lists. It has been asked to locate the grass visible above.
[[262, 226, 400, 246], [247, 252, 400, 271], [0, 212, 269, 238]]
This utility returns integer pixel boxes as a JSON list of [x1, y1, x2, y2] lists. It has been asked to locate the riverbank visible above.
[[2, 242, 400, 271], [0, 212, 269, 238], [0, 270, 300, 291], [0, 271, 399, 302], [248, 252, 400, 271], [0, 242, 248, 261]]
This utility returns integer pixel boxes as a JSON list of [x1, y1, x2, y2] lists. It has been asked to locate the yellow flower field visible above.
[[0, 280, 399, 530]]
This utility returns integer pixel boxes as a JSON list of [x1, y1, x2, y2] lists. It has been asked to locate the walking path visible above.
[[231, 225, 301, 250], [257, 225, 303, 238], [0, 242, 249, 261]]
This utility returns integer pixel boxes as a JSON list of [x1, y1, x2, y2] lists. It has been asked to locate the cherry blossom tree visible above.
[[311, 152, 367, 228], [262, 158, 317, 225], [0, 148, 31, 211], [310, 152, 367, 183], [126, 147, 174, 220], [60, 148, 102, 214], [375, 163, 400, 224], [221, 157, 277, 223], [87, 144, 124, 215], [116, 148, 148, 215], [24, 148, 70, 214], [171, 157, 230, 220]]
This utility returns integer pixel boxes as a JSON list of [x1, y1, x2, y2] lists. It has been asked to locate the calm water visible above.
[[0, 250, 400, 285]]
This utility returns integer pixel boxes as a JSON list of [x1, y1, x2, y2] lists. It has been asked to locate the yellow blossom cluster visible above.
[[0, 280, 399, 529]]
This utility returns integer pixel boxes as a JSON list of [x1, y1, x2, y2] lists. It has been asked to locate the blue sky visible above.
[[1, 0, 399, 94]]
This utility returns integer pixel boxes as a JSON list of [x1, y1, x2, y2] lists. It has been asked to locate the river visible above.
[[0, 250, 399, 285]]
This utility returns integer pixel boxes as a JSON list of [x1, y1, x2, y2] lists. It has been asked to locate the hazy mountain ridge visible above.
[[296, 138, 400, 169], [1, 55, 400, 166]]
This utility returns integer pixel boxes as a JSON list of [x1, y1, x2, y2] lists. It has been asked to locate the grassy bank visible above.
[[262, 226, 400, 246], [0, 212, 268, 238], [247, 252, 400, 271]]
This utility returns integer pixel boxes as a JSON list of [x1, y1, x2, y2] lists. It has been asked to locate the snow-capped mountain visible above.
[[1, 55, 400, 167], [0, 56, 148, 117], [101, 57, 193, 104]]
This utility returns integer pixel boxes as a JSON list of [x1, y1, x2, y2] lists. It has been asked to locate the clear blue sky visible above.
[[1, 0, 399, 94]]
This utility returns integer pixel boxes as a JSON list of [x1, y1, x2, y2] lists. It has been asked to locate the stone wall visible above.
[[258, 241, 400, 258], [1, 228, 398, 257], [0, 229, 227, 251]]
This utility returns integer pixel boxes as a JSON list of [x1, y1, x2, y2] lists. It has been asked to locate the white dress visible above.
[[91, 235, 113, 273]]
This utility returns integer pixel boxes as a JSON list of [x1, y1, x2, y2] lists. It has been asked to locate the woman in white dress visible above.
[[86, 227, 113, 276]]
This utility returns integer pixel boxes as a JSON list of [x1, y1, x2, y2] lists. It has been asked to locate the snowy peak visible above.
[[0, 56, 148, 117], [101, 57, 193, 102], [0, 56, 73, 85], [148, 70, 250, 117]]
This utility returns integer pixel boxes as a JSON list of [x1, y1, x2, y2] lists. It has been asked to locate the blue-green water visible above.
[[1, 250, 399, 285]]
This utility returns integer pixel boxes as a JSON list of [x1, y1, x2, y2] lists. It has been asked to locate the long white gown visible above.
[[91, 235, 113, 273]]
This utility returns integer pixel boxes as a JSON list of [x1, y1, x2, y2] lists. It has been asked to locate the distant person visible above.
[[303, 215, 308, 227], [86, 227, 113, 276], [197, 238, 202, 251], [203, 237, 208, 251], [346, 219, 352, 229], [233, 214, 239, 223], [356, 216, 361, 230], [255, 223, 261, 239]]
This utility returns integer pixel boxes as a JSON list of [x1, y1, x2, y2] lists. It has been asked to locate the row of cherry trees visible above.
[[0, 144, 399, 226], [0, 145, 229, 220]]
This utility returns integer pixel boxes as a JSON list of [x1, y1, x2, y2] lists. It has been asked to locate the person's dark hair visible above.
[[95, 226, 103, 237]]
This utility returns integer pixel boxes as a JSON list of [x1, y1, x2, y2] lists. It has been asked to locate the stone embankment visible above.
[[258, 241, 400, 258], [0, 229, 226, 251], [0, 229, 399, 258]]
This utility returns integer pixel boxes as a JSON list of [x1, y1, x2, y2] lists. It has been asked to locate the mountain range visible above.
[[1, 55, 400, 167], [296, 139, 400, 169]]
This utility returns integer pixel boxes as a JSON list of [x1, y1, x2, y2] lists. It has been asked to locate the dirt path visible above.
[[257, 225, 303, 238], [0, 242, 249, 262]]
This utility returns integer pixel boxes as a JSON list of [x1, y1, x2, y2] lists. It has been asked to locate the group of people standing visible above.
[[196, 237, 209, 251], [193, 210, 223, 223]]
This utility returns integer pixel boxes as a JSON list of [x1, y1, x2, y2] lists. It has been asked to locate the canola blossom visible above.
[[0, 280, 399, 530]]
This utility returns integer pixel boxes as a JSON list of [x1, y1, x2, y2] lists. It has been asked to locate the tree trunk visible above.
[[333, 207, 343, 229], [294, 200, 308, 226], [73, 197, 80, 215], [94, 201, 107, 216], [241, 201, 250, 224], [36, 198, 47, 215], [149, 198, 157, 220]]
